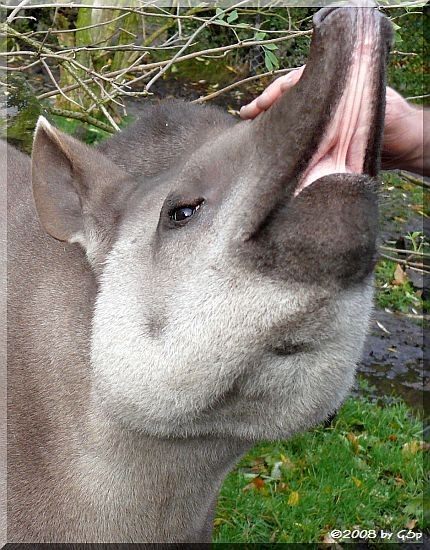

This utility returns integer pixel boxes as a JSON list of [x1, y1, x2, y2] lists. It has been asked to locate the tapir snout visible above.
[[226, 6, 393, 287]]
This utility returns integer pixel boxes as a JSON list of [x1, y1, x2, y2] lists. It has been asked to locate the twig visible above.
[[46, 106, 115, 134], [41, 58, 83, 110], [35, 31, 309, 101], [399, 171, 430, 189], [395, 312, 429, 321], [6, 0, 31, 24], [27, 11, 130, 36], [379, 246, 430, 259], [0, 59, 41, 72], [379, 253, 430, 275], [192, 67, 296, 104], [405, 94, 430, 101], [125, 32, 310, 89], [62, 62, 121, 132], [144, 1, 253, 92]]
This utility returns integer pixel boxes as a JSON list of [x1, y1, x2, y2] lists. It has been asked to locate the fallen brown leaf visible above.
[[394, 476, 406, 486], [252, 476, 265, 489], [393, 263, 408, 285], [347, 432, 359, 454], [405, 518, 418, 529]]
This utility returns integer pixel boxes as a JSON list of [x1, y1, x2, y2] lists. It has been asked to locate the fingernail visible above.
[[240, 101, 255, 118]]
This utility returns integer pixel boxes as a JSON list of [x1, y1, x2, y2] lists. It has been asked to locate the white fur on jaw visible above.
[[91, 212, 374, 440]]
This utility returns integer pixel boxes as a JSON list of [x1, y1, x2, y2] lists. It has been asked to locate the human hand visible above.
[[240, 67, 427, 176], [239, 66, 305, 120], [380, 86, 425, 174]]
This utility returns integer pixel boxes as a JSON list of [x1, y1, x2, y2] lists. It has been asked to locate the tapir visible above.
[[4, 5, 393, 543]]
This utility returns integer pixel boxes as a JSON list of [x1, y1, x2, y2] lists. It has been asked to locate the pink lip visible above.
[[295, 9, 380, 196]]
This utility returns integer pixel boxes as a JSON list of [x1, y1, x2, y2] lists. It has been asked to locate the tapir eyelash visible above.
[[158, 196, 205, 230], [167, 197, 204, 215]]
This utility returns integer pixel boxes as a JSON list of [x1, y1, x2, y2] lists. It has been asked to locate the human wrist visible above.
[[385, 105, 428, 176], [401, 106, 426, 174]]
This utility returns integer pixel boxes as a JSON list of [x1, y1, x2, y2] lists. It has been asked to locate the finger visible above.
[[255, 71, 298, 110], [253, 66, 306, 112], [255, 86, 283, 110], [240, 65, 306, 120], [239, 78, 281, 118], [279, 65, 305, 91], [239, 99, 263, 120]]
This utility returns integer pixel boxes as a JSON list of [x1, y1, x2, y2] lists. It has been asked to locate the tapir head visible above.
[[32, 6, 392, 440]]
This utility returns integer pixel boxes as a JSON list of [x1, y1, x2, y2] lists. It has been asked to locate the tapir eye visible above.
[[169, 201, 203, 224]]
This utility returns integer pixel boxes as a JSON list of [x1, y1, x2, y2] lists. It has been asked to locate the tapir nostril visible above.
[[313, 6, 338, 26], [313, 0, 377, 27]]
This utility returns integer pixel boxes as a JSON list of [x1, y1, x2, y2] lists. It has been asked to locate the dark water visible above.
[[357, 308, 426, 417]]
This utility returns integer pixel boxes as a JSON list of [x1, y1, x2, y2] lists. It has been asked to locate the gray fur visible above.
[[6, 7, 392, 543]]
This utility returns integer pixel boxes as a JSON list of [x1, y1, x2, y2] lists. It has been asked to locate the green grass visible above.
[[214, 392, 424, 544], [50, 115, 112, 145], [375, 259, 423, 313], [50, 113, 134, 145], [381, 171, 428, 220]]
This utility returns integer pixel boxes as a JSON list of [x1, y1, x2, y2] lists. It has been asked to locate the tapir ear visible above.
[[32, 117, 134, 263]]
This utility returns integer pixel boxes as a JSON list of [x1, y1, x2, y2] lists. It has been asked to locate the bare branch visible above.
[[6, 0, 31, 24], [46, 106, 115, 134], [399, 171, 430, 189], [379, 246, 430, 259], [41, 58, 83, 110], [192, 67, 296, 104]]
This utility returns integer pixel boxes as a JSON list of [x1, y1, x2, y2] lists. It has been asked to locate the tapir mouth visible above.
[[295, 6, 392, 195], [238, 3, 392, 246]]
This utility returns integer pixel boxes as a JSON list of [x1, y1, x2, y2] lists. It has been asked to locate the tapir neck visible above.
[[9, 264, 249, 543], [7, 149, 250, 542], [75, 405, 250, 542]]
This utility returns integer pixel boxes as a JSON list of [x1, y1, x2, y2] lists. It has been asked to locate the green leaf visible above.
[[264, 49, 279, 69], [391, 21, 403, 45], [395, 32, 403, 45], [264, 51, 274, 72], [215, 8, 224, 19], [227, 10, 238, 23], [403, 497, 423, 517], [263, 43, 279, 51], [254, 31, 267, 41]]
